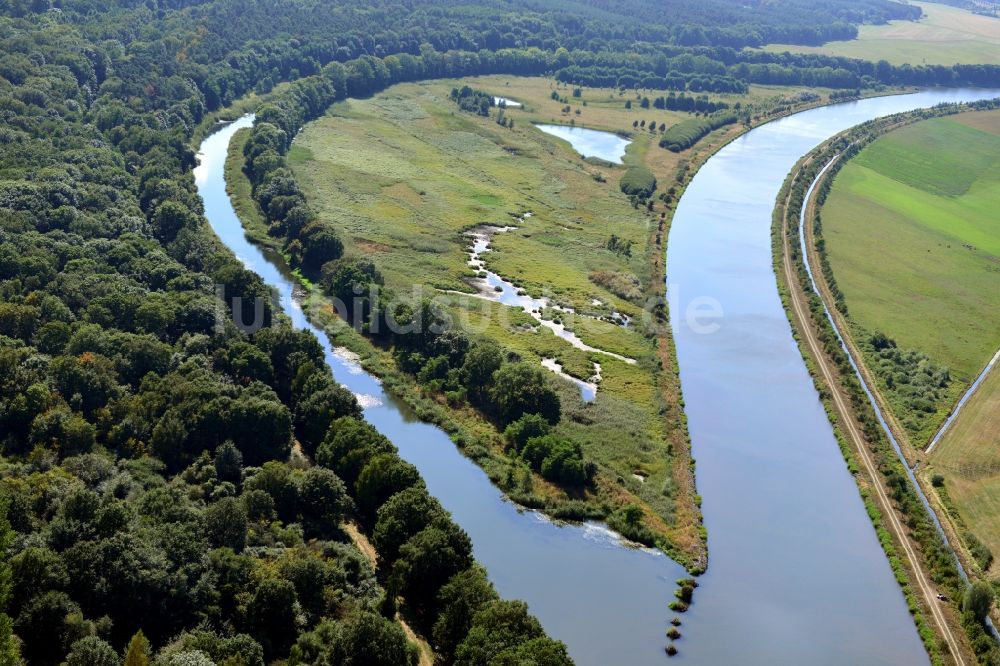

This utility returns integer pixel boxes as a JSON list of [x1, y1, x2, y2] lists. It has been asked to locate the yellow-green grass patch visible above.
[[927, 368, 1000, 572], [763, 1, 1000, 66]]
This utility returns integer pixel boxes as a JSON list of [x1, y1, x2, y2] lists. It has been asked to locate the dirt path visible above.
[[780, 166, 969, 666], [797, 182, 922, 468], [342, 523, 435, 666]]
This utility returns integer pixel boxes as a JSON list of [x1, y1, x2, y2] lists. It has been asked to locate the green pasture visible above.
[[822, 113, 1000, 444]]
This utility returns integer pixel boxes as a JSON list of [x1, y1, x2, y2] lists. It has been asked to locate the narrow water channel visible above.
[[667, 88, 1000, 664], [461, 215, 633, 401], [195, 117, 687, 666]]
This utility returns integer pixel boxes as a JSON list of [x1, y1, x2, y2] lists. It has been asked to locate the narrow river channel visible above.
[[667, 88, 1000, 664], [195, 117, 688, 666]]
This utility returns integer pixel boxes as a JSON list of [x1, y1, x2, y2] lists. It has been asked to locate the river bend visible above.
[[667, 88, 1000, 664]]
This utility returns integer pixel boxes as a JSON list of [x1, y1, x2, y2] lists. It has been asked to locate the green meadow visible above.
[[822, 112, 1000, 445], [277, 75, 841, 561], [289, 78, 680, 534]]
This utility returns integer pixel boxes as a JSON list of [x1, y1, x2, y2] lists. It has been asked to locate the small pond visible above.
[[535, 123, 631, 164]]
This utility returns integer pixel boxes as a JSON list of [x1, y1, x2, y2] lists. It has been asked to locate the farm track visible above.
[[780, 162, 970, 666], [343, 523, 435, 666]]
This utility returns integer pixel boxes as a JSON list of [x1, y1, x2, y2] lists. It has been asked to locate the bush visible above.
[[66, 637, 118, 666], [450, 85, 495, 116], [520, 435, 593, 486], [967, 532, 994, 572], [964, 581, 994, 622], [619, 166, 656, 199], [503, 414, 551, 452], [489, 363, 560, 428]]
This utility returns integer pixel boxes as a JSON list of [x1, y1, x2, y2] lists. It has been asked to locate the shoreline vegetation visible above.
[[773, 99, 1000, 666], [225, 116, 688, 562], [220, 70, 914, 579]]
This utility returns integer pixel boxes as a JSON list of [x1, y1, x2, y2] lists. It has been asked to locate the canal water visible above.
[[667, 88, 1000, 664]]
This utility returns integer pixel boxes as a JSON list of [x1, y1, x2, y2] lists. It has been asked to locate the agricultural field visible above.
[[821, 111, 1000, 444], [764, 1, 1000, 65], [926, 367, 1000, 574]]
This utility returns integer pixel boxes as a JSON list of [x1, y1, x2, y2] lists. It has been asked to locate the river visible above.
[[667, 88, 1000, 664], [197, 88, 999, 666], [195, 117, 688, 666]]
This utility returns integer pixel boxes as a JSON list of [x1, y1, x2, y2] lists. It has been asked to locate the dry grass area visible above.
[[927, 368, 1000, 574], [764, 1, 1000, 65]]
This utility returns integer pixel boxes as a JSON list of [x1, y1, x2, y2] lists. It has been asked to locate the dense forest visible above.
[[3, 0, 1000, 661]]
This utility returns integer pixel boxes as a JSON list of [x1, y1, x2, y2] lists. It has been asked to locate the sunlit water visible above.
[[459, 215, 634, 401], [667, 88, 1000, 664], [494, 96, 522, 108], [535, 123, 631, 164]]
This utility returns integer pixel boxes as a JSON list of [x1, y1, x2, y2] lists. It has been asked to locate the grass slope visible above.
[[822, 112, 1000, 442], [764, 1, 1000, 65], [824, 114, 1000, 367], [928, 368, 1000, 574]]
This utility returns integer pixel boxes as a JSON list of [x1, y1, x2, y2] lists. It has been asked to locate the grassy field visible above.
[[821, 112, 1000, 444], [764, 1, 1000, 65], [927, 367, 1000, 574], [289, 76, 695, 547], [270, 75, 847, 564]]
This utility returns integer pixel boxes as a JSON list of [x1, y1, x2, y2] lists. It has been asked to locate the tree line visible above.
[[659, 111, 739, 152]]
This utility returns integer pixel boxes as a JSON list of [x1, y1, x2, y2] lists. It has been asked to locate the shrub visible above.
[[503, 414, 551, 452], [967, 532, 994, 572], [619, 166, 656, 199], [659, 111, 737, 152], [964, 581, 994, 622]]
